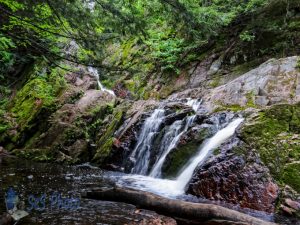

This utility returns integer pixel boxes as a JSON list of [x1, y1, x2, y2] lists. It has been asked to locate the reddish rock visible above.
[[187, 138, 279, 213]]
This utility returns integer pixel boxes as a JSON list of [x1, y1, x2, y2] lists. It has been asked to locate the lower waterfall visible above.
[[117, 116, 244, 197]]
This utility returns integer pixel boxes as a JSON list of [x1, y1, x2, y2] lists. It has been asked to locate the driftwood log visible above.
[[83, 187, 277, 225]]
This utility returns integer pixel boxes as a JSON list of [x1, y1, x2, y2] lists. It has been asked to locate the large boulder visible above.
[[202, 56, 300, 111]]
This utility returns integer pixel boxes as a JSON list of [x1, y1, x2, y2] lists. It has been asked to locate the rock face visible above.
[[203, 56, 300, 111], [187, 136, 279, 213], [11, 70, 118, 164]]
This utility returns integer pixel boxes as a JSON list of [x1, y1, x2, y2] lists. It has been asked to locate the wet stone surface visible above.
[[0, 157, 176, 225]]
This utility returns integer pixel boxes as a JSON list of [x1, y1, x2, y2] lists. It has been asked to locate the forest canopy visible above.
[[0, 0, 269, 83]]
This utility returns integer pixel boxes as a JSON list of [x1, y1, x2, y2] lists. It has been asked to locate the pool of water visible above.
[[0, 157, 298, 225]]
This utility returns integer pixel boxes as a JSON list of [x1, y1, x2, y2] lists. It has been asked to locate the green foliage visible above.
[[146, 32, 184, 74], [239, 31, 256, 42], [0, 34, 15, 79], [297, 57, 300, 69]]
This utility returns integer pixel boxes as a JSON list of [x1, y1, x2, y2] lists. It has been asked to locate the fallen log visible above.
[[83, 187, 277, 225]]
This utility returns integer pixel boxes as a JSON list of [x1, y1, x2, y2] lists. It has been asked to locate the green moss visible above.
[[214, 103, 246, 112], [231, 59, 262, 76], [162, 128, 210, 178], [93, 108, 124, 163], [209, 76, 221, 88], [246, 91, 256, 107], [11, 65, 66, 129], [241, 103, 300, 191], [296, 57, 300, 69], [124, 79, 136, 93], [12, 148, 54, 162], [282, 162, 300, 192], [162, 141, 199, 178]]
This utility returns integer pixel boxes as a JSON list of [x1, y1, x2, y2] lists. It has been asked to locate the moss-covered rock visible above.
[[12, 148, 54, 162], [240, 103, 300, 192], [282, 162, 300, 192], [93, 107, 125, 164], [161, 126, 211, 178]]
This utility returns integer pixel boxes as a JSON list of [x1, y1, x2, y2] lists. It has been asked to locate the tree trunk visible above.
[[83, 187, 277, 225]]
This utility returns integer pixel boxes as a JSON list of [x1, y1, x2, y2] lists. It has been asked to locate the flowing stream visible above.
[[0, 100, 292, 224]]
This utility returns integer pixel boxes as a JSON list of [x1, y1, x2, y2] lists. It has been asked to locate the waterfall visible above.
[[117, 117, 243, 197], [174, 118, 244, 192], [186, 98, 202, 112], [116, 116, 243, 198], [130, 109, 165, 175], [87, 67, 115, 96], [149, 115, 196, 178]]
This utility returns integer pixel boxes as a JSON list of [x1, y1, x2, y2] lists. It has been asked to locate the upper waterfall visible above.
[[87, 67, 115, 96]]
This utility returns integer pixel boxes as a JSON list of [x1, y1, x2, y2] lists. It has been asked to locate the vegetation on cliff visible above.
[[0, 0, 300, 222]]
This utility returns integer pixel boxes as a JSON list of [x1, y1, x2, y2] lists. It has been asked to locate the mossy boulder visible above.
[[93, 107, 125, 164], [161, 125, 212, 178], [240, 103, 300, 192]]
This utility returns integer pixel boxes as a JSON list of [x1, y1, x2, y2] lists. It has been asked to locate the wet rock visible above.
[[255, 96, 269, 106], [280, 204, 297, 216], [0, 146, 10, 157], [187, 137, 279, 213], [131, 215, 177, 225], [285, 199, 300, 211], [163, 108, 193, 126], [188, 54, 217, 88], [0, 213, 13, 225], [279, 185, 300, 217]]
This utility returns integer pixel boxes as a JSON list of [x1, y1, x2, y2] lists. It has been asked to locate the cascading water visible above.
[[149, 115, 196, 178], [87, 66, 115, 96], [174, 117, 244, 192], [186, 98, 202, 112], [117, 117, 244, 197], [130, 109, 165, 175]]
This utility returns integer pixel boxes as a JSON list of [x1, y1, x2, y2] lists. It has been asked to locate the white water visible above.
[[175, 117, 244, 192], [117, 117, 244, 197], [130, 109, 165, 175], [87, 67, 115, 96], [186, 98, 202, 112], [149, 115, 196, 178]]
